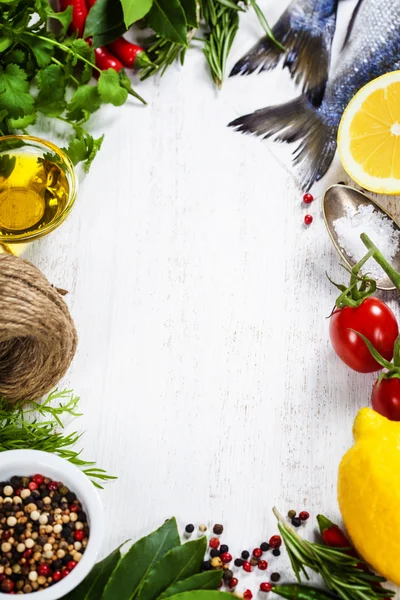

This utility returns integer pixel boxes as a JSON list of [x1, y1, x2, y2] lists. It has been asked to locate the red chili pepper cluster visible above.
[[58, 0, 150, 73]]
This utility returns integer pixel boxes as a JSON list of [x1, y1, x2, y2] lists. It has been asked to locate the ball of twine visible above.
[[0, 254, 78, 402]]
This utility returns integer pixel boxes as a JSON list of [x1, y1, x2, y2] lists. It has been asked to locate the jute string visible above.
[[0, 254, 78, 402]]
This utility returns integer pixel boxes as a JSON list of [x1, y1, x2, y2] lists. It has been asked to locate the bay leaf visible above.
[[121, 0, 153, 27], [102, 518, 180, 600], [136, 537, 207, 600], [146, 0, 188, 46], [158, 571, 222, 599], [180, 0, 198, 28], [167, 592, 234, 600]]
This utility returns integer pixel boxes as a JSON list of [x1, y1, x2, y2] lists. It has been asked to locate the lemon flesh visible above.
[[338, 71, 400, 194], [338, 408, 400, 583]]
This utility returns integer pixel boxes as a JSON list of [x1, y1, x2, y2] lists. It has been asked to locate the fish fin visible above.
[[229, 96, 337, 191], [342, 0, 364, 49], [230, 4, 337, 106]]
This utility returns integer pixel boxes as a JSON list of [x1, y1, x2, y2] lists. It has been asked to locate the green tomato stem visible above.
[[360, 233, 400, 291]]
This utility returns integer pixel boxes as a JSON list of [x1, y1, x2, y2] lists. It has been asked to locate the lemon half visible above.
[[338, 71, 400, 194]]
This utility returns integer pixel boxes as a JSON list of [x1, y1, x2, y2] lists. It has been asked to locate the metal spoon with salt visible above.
[[323, 184, 400, 291]]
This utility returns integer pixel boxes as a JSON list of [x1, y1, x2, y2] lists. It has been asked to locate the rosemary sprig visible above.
[[0, 390, 117, 489], [273, 508, 394, 600]]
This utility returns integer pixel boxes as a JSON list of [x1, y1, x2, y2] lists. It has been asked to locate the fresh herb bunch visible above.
[[62, 517, 225, 600], [0, 389, 116, 489], [273, 508, 394, 600], [0, 0, 144, 170], [84, 0, 281, 89]]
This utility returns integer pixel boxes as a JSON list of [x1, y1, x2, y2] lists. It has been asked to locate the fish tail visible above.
[[230, 3, 337, 106], [229, 96, 337, 191]]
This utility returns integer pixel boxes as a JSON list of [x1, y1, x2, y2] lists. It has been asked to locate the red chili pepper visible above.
[[94, 46, 124, 72], [87, 0, 97, 6], [60, 0, 88, 38], [107, 37, 151, 69], [317, 515, 351, 548]]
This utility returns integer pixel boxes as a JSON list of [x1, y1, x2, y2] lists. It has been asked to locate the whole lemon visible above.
[[338, 408, 400, 583]]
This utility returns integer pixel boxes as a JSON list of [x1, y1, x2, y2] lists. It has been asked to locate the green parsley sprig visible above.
[[0, 390, 116, 489], [0, 0, 144, 170]]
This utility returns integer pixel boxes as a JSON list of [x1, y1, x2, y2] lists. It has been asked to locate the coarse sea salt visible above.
[[333, 204, 400, 280]]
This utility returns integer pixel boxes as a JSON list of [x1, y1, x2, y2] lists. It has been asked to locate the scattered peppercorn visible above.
[[242, 561, 252, 573], [272, 549, 281, 557], [223, 569, 233, 582], [243, 589, 253, 600], [258, 559, 268, 570], [209, 537, 220, 549], [287, 510, 296, 520], [304, 214, 313, 225], [0, 474, 89, 593], [269, 536, 282, 549], [199, 524, 207, 533], [201, 560, 211, 571], [249, 557, 258, 567], [185, 524, 195, 534], [221, 552, 232, 564], [260, 542, 269, 552], [292, 517, 302, 528], [303, 193, 314, 204], [299, 511, 310, 521], [260, 582, 272, 593], [234, 558, 243, 567], [228, 577, 238, 589], [241, 550, 250, 560], [220, 544, 229, 553], [270, 573, 280, 582], [252, 547, 262, 558], [211, 556, 223, 569], [213, 524, 224, 535], [210, 549, 220, 558]]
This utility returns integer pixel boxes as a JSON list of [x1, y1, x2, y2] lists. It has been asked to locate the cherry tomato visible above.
[[372, 378, 400, 420], [329, 297, 398, 373]]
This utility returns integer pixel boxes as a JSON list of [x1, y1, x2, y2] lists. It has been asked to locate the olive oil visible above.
[[0, 153, 70, 239]]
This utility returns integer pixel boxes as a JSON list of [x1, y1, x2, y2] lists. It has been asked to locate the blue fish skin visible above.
[[230, 0, 339, 106], [230, 0, 400, 191]]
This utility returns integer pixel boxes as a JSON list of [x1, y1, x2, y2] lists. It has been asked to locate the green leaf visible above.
[[146, 0, 188, 45], [61, 544, 122, 599], [137, 537, 207, 600], [103, 518, 181, 600], [3, 49, 25, 65], [30, 37, 54, 67], [0, 154, 16, 179], [158, 571, 223, 600], [98, 69, 128, 106], [66, 38, 95, 83], [0, 64, 34, 119], [0, 33, 12, 53], [84, 0, 126, 45], [167, 593, 233, 600], [46, 5, 73, 36], [7, 113, 37, 130], [180, 0, 198, 27], [66, 85, 101, 122], [0, 109, 8, 122], [121, 0, 153, 27], [36, 64, 66, 117]]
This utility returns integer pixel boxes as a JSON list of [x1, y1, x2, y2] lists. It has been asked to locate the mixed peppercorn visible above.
[[0, 474, 89, 594], [187, 510, 310, 598]]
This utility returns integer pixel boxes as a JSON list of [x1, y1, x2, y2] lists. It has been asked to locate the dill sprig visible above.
[[273, 508, 394, 600], [0, 390, 116, 489]]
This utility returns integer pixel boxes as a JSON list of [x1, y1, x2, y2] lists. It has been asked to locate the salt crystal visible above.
[[333, 204, 400, 280]]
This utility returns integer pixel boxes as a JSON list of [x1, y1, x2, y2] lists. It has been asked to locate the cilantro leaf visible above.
[[63, 132, 104, 171], [3, 49, 25, 65], [98, 69, 128, 106], [66, 38, 95, 82], [36, 64, 66, 117], [66, 85, 101, 122], [0, 64, 35, 119], [0, 155, 16, 179], [45, 5, 73, 37], [7, 113, 37, 130], [0, 33, 12, 53], [30, 36, 54, 67]]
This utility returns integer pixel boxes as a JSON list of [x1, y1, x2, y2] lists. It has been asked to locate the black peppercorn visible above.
[[292, 517, 302, 528], [260, 542, 269, 552], [210, 549, 220, 558], [78, 511, 87, 522], [14, 525, 24, 535], [223, 569, 233, 582], [66, 492, 77, 503], [52, 559, 62, 570], [10, 477, 21, 489], [63, 554, 73, 565], [185, 524, 195, 534], [220, 544, 229, 553], [53, 493, 61, 503], [213, 524, 223, 535], [22, 496, 33, 506], [241, 550, 250, 560], [234, 558, 243, 567], [272, 549, 281, 557], [201, 560, 211, 571], [270, 573, 280, 583]]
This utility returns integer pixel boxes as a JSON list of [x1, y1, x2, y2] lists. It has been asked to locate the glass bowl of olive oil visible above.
[[0, 135, 77, 252]]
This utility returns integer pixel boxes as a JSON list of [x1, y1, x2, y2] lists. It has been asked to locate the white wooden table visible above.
[[24, 0, 400, 591]]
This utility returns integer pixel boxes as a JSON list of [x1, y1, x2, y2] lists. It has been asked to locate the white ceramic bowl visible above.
[[0, 450, 104, 599]]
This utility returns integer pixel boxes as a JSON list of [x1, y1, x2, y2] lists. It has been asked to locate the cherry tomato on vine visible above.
[[329, 297, 398, 373], [371, 378, 400, 420]]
